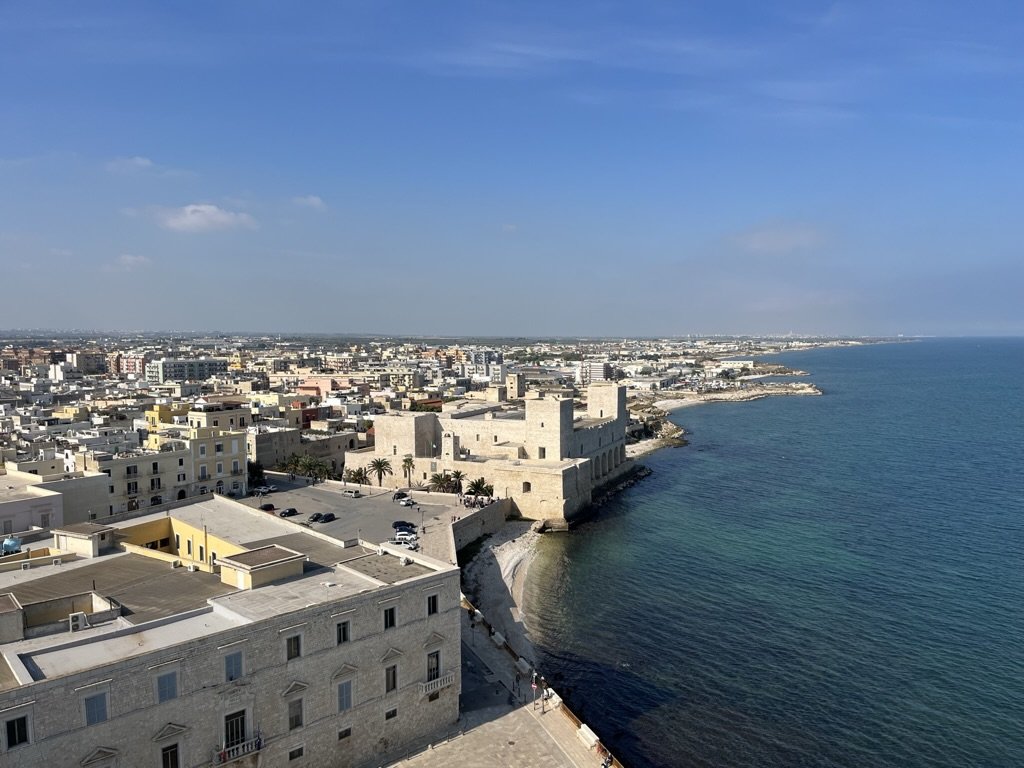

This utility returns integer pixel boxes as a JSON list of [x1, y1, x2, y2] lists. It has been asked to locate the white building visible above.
[[0, 498, 461, 767]]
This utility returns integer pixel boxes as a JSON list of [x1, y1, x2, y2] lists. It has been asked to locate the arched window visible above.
[[522, 482, 532, 493]]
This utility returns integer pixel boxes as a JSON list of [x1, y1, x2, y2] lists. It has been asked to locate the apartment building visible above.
[[144, 358, 229, 384], [0, 498, 461, 767]]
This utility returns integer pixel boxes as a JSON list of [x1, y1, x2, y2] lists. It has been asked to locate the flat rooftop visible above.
[[0, 553, 236, 625], [0, 495, 457, 688]]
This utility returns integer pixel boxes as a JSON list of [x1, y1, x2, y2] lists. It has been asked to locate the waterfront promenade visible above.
[[388, 608, 613, 768]]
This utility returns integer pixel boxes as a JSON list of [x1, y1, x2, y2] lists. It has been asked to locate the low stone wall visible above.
[[452, 499, 511, 552]]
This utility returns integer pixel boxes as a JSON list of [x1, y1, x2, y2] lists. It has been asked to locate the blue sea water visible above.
[[524, 338, 1024, 768]]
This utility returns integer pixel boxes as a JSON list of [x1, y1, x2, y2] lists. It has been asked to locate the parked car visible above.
[[392, 491, 409, 500], [398, 497, 416, 507], [253, 486, 270, 495], [259, 503, 275, 512], [394, 531, 418, 543], [278, 508, 299, 517], [342, 489, 361, 498], [392, 520, 416, 530], [319, 512, 336, 523], [389, 539, 419, 551], [307, 512, 323, 523]]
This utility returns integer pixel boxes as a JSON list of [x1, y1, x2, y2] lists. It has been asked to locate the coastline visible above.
[[461, 519, 540, 663], [463, 381, 823, 667]]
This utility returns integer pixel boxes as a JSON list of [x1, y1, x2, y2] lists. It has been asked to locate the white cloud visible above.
[[734, 224, 825, 254], [106, 155, 193, 177], [158, 204, 257, 233], [293, 194, 326, 210], [105, 156, 155, 173], [502, 223, 518, 233], [49, 247, 73, 257], [104, 253, 153, 272]]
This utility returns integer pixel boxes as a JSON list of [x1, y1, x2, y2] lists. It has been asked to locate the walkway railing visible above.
[[213, 732, 263, 764], [420, 671, 456, 696]]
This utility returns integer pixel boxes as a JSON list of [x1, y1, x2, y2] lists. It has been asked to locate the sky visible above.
[[1, 1, 1023, 337]]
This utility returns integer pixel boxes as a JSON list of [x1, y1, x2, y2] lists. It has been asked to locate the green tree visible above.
[[448, 469, 466, 494], [247, 460, 265, 486], [401, 455, 415, 487], [345, 467, 370, 485], [369, 458, 394, 486], [467, 477, 491, 496], [429, 472, 453, 492]]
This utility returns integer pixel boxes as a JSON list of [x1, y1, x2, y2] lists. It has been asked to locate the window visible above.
[[522, 481, 532, 493], [286, 635, 302, 660], [199, 445, 207, 457], [383, 606, 396, 631], [127, 481, 138, 495], [289, 746, 304, 760], [224, 710, 246, 748], [385, 664, 397, 693], [427, 651, 440, 682], [539, 447, 547, 459], [225, 650, 243, 681], [186, 540, 192, 556], [84, 692, 108, 725], [156, 671, 178, 703], [126, 464, 138, 476], [161, 743, 180, 768], [338, 728, 351, 741], [288, 699, 303, 730], [152, 461, 160, 473], [216, 463, 223, 475], [426, 594, 438, 616], [199, 545, 205, 562], [215, 443, 223, 454], [178, 458, 184, 466], [385, 708, 397, 720], [337, 680, 352, 712], [5, 715, 28, 748], [336, 621, 350, 645], [177, 473, 186, 482]]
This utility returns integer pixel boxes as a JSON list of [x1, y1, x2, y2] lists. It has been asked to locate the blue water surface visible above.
[[525, 338, 1024, 768]]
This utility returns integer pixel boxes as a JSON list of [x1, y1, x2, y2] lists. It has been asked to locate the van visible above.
[[342, 489, 361, 498]]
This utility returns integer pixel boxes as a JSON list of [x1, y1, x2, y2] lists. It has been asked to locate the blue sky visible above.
[[1, 1, 1022, 336]]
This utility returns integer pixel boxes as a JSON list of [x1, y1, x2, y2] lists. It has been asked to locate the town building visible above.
[[0, 498, 461, 767], [347, 383, 632, 522]]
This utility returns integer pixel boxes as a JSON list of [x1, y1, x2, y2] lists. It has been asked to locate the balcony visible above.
[[213, 732, 263, 765], [419, 670, 455, 696]]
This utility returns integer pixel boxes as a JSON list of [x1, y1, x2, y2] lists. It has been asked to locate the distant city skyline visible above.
[[2, 2, 1023, 337]]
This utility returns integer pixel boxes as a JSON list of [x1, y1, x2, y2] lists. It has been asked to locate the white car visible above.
[[393, 531, 418, 543], [398, 498, 416, 507]]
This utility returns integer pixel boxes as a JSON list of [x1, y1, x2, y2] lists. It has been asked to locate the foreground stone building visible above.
[[347, 382, 632, 522], [0, 498, 460, 767]]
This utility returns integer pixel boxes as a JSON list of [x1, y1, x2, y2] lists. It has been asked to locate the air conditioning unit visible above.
[[169, 559, 181, 569], [186, 564, 196, 572], [69, 611, 89, 632], [20, 562, 30, 571], [52, 557, 62, 566]]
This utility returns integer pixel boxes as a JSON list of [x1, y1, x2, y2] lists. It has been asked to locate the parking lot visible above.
[[241, 477, 455, 548]]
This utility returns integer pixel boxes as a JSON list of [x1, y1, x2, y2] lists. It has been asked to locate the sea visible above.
[[523, 338, 1024, 768]]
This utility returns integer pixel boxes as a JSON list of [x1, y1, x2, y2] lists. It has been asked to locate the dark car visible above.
[[319, 512, 336, 523], [307, 512, 323, 523], [278, 508, 299, 517], [259, 503, 276, 512], [392, 520, 416, 530]]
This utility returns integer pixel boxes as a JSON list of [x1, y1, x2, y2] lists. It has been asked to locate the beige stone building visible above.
[[0, 498, 461, 767], [348, 383, 632, 522]]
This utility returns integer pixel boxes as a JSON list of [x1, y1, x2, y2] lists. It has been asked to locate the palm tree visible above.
[[448, 469, 466, 494], [369, 458, 394, 487], [429, 472, 452, 492], [344, 467, 370, 485], [401, 456, 415, 487], [467, 477, 489, 496]]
